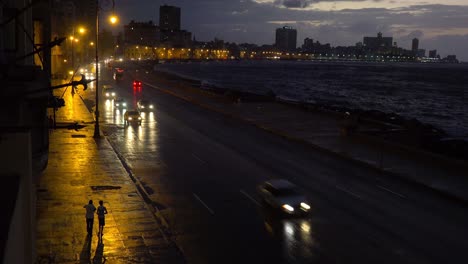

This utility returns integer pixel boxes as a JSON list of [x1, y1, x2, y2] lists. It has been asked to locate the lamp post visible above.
[[94, 1, 117, 138], [94, 2, 100, 138]]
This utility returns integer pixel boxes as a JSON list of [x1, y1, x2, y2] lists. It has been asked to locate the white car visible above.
[[258, 179, 311, 215]]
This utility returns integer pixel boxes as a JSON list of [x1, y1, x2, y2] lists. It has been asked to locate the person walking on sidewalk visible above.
[[97, 200, 108, 236], [83, 200, 96, 235]]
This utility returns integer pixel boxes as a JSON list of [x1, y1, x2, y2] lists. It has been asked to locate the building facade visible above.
[[275, 26, 297, 52], [159, 5, 191, 47], [159, 5, 181, 31], [412, 38, 419, 53], [363, 32, 393, 50]]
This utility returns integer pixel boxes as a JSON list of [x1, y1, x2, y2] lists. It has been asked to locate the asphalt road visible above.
[[97, 65, 468, 264]]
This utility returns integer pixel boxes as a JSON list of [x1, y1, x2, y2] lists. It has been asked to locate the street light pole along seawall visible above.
[[94, 1, 100, 138], [93, 1, 117, 138]]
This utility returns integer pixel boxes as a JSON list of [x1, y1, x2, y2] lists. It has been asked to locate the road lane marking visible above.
[[192, 153, 206, 164], [376, 185, 406, 199], [240, 189, 260, 206], [193, 193, 215, 215], [336, 185, 362, 200]]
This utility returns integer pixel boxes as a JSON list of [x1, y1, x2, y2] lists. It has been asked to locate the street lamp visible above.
[[94, 1, 118, 138]]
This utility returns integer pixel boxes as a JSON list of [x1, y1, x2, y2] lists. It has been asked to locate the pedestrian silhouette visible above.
[[97, 200, 108, 237], [84, 200, 96, 235]]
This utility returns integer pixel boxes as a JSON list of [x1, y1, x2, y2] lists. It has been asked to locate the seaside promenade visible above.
[[35, 86, 184, 263], [135, 68, 468, 204]]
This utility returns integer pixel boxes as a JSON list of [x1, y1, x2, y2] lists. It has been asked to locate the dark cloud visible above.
[[274, 0, 313, 8]]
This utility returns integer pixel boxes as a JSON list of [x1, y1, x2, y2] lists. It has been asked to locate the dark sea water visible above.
[[154, 60, 468, 138]]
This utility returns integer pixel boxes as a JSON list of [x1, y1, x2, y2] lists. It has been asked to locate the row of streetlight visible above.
[[94, 2, 119, 138], [67, 4, 119, 138]]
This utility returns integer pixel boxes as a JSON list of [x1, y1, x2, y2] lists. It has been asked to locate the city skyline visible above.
[[114, 0, 468, 61]]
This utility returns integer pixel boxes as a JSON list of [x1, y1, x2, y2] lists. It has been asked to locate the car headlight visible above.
[[282, 204, 294, 212], [300, 202, 310, 211], [106, 93, 109, 96], [128, 117, 132, 120], [149, 105, 154, 109]]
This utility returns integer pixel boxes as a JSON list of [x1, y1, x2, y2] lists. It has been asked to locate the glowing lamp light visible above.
[[109, 15, 118, 24]]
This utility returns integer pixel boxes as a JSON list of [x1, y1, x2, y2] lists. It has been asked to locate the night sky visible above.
[[113, 0, 468, 60]]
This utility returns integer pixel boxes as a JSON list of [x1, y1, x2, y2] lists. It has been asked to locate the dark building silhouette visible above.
[[159, 5, 181, 31], [429, 49, 437, 58], [412, 38, 419, 53], [275, 26, 297, 52], [302, 38, 314, 50], [159, 5, 191, 47], [124, 20, 160, 46], [363, 32, 393, 50], [417, 49, 426, 58]]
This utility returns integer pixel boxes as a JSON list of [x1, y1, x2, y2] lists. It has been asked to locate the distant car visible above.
[[258, 179, 311, 216], [113, 98, 127, 109], [137, 99, 154, 111], [133, 80, 142, 90], [113, 68, 124, 81], [124, 110, 142, 126], [102, 86, 117, 99]]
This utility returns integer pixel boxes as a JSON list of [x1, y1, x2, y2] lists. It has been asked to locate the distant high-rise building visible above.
[[275, 26, 297, 52], [412, 38, 419, 52], [302, 37, 314, 51], [429, 49, 437, 58], [417, 49, 426, 58], [159, 5, 181, 32], [363, 32, 393, 50], [158, 5, 191, 47]]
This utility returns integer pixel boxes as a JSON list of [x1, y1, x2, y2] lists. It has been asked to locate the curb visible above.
[[105, 138, 186, 261], [77, 90, 186, 259], [144, 81, 468, 206]]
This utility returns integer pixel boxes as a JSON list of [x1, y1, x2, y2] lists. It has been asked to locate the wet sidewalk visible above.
[[36, 86, 184, 263], [140, 72, 468, 203]]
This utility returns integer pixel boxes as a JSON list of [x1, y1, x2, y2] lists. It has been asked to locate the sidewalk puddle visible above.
[[90, 185, 121, 191]]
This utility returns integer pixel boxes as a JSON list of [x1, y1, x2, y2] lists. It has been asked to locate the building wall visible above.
[[1, 132, 35, 264], [275, 26, 297, 52], [1, 0, 51, 261], [159, 5, 181, 31], [412, 38, 419, 52]]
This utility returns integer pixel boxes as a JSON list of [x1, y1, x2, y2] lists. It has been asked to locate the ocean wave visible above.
[[156, 61, 468, 137]]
